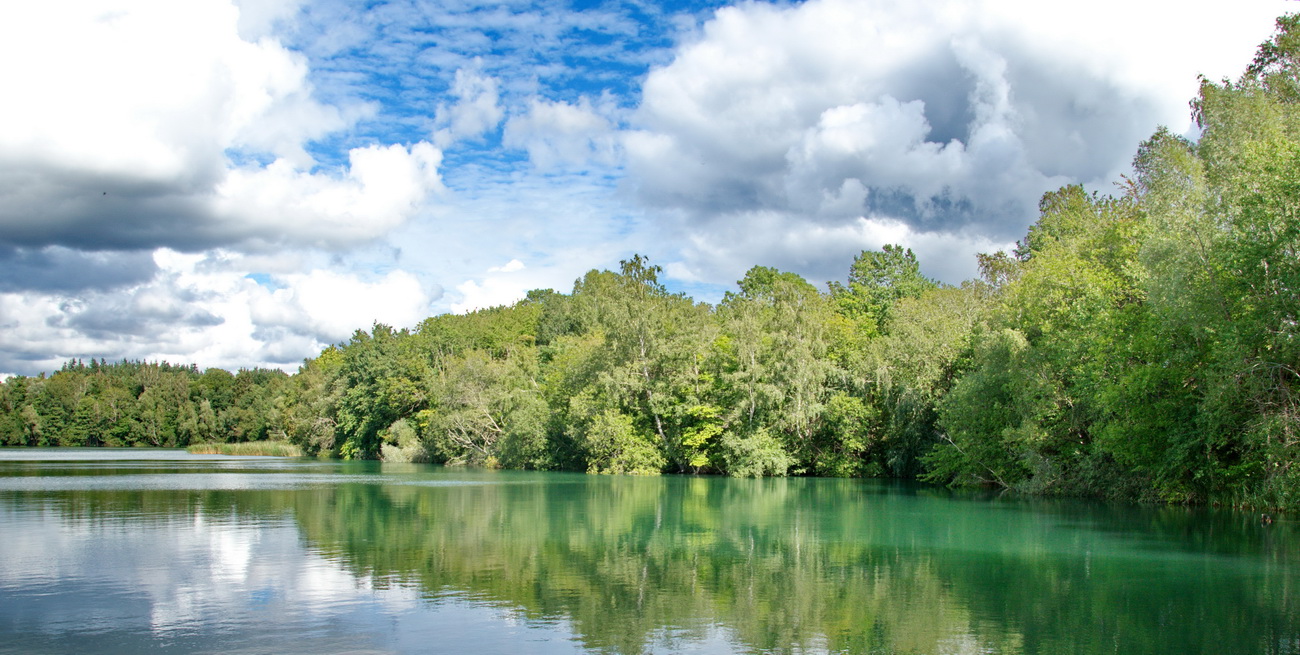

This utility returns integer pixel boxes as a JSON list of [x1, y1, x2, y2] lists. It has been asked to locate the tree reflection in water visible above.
[[2, 461, 1298, 654]]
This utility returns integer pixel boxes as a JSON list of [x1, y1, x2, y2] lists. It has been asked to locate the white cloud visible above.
[[451, 259, 534, 314], [433, 66, 504, 148], [232, 0, 306, 40], [503, 97, 619, 170], [1, 0, 336, 177], [215, 142, 444, 250], [0, 291, 112, 375], [448, 249, 621, 315], [251, 267, 433, 343], [385, 159, 654, 316], [0, 0, 440, 253], [489, 259, 526, 273]]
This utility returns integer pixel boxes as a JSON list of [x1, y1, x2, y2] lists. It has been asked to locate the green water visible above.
[[0, 450, 1296, 654]]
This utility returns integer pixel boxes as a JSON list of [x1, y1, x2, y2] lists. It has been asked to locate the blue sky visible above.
[[0, 0, 1291, 376]]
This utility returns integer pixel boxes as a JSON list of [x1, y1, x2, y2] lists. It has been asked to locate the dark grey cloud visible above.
[[0, 247, 158, 294], [58, 308, 223, 341], [861, 190, 983, 235], [884, 47, 979, 148], [0, 166, 214, 252], [625, 1, 1193, 259], [1002, 46, 1164, 183]]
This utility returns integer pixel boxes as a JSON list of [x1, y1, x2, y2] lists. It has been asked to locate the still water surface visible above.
[[0, 449, 1296, 654]]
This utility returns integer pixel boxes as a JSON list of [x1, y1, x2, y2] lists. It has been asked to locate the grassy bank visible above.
[[186, 442, 304, 457]]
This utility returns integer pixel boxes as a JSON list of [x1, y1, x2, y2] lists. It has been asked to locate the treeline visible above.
[[2, 17, 1298, 507], [0, 359, 288, 448]]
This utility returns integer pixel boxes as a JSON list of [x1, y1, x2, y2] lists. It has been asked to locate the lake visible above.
[[0, 449, 1296, 654]]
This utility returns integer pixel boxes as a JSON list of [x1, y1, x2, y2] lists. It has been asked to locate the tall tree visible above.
[[829, 245, 939, 337]]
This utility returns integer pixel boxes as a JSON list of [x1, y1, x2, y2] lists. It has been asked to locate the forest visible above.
[[1, 16, 1297, 510]]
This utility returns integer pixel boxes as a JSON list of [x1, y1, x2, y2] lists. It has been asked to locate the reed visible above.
[[186, 442, 304, 457]]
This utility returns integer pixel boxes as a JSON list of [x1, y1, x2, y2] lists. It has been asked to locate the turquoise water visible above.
[[0, 449, 1296, 654]]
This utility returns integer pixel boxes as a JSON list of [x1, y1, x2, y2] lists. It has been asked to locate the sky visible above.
[[0, 0, 1292, 377]]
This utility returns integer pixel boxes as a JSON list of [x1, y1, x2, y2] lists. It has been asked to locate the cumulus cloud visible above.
[[452, 259, 534, 314], [0, 249, 436, 375], [231, 0, 306, 40], [0, 0, 442, 255], [433, 66, 504, 148], [489, 259, 526, 273], [450, 255, 605, 314], [250, 268, 432, 343], [213, 142, 443, 250], [0, 247, 159, 294], [626, 0, 1290, 283], [503, 97, 619, 170]]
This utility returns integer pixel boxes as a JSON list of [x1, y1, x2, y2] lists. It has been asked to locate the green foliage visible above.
[[578, 407, 665, 475], [718, 427, 793, 478], [828, 244, 939, 336], [865, 283, 988, 477], [810, 392, 879, 477], [280, 347, 343, 456], [927, 329, 1047, 487], [1247, 14, 1300, 102], [334, 324, 429, 460], [679, 404, 724, 472], [717, 265, 850, 475], [0, 360, 292, 450], [379, 418, 428, 463], [424, 348, 546, 468]]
